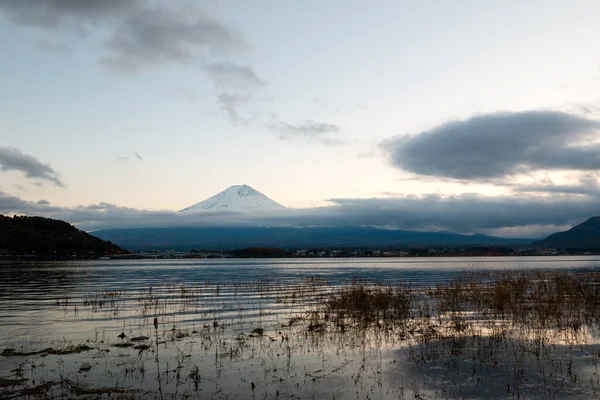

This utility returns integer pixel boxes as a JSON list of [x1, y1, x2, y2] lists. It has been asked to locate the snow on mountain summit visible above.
[[179, 185, 286, 213]]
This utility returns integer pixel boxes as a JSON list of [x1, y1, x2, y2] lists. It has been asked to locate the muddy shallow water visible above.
[[2, 256, 600, 399]]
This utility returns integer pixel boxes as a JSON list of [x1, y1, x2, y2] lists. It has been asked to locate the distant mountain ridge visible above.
[[180, 185, 285, 213], [0, 215, 127, 256], [93, 226, 532, 251], [536, 217, 600, 249]]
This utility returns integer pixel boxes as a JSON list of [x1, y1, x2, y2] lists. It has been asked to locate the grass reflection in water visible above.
[[2, 271, 600, 399]]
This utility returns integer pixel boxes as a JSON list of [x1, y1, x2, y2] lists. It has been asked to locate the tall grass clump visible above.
[[327, 283, 412, 326], [436, 271, 600, 333]]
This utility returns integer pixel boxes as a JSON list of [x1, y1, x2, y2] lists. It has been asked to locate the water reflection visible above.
[[2, 257, 600, 399]]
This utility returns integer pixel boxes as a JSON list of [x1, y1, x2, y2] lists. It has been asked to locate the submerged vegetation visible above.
[[3, 270, 600, 398]]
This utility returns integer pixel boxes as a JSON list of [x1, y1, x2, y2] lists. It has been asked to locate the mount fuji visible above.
[[93, 185, 533, 250], [179, 185, 286, 213]]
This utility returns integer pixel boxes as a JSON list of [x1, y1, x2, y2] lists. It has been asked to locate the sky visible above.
[[1, 0, 600, 238]]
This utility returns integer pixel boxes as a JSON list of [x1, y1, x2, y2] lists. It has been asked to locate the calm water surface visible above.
[[2, 256, 600, 342], [2, 256, 600, 399]]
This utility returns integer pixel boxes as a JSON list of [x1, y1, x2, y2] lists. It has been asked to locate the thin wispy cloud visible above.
[[511, 174, 600, 197], [204, 62, 264, 89], [37, 40, 73, 56], [119, 153, 144, 162], [266, 120, 343, 145], [166, 87, 199, 103], [0, 148, 63, 187], [218, 92, 252, 124], [203, 62, 265, 121], [357, 150, 376, 159], [382, 111, 600, 180]]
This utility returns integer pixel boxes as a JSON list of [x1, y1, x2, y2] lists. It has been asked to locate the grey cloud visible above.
[[319, 195, 600, 234], [581, 106, 594, 115], [13, 184, 27, 192], [266, 120, 343, 145], [0, 194, 170, 228], [0, 0, 137, 30], [2, 190, 598, 238], [357, 151, 376, 159], [1, 1, 261, 127], [512, 174, 600, 197], [383, 111, 600, 180], [482, 224, 573, 240], [95, 2, 258, 124], [0, 192, 37, 214], [119, 152, 143, 162], [0, 148, 63, 187], [515, 183, 600, 197], [1, 1, 246, 74], [204, 63, 264, 123], [0, 192, 62, 215], [318, 138, 346, 146], [167, 87, 199, 102], [100, 2, 243, 73], [204, 62, 264, 88], [218, 92, 251, 123], [38, 40, 72, 55]]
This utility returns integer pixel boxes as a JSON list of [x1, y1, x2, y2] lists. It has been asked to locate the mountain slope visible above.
[[93, 226, 532, 251], [180, 185, 285, 212], [536, 217, 600, 249], [0, 215, 127, 256]]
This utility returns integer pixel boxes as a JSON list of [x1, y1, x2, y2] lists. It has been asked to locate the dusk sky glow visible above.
[[1, 0, 600, 237]]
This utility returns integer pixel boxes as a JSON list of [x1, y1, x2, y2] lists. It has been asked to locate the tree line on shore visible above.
[[0, 215, 126, 258]]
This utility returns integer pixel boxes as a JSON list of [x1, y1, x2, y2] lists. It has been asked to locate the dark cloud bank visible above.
[[383, 111, 600, 180], [1, 190, 598, 238]]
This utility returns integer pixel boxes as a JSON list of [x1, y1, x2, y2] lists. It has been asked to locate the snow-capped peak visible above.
[[179, 185, 286, 213]]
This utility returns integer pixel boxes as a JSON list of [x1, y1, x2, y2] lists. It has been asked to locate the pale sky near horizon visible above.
[[1, 1, 600, 237]]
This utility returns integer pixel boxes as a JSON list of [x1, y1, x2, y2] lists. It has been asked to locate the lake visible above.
[[2, 256, 600, 399]]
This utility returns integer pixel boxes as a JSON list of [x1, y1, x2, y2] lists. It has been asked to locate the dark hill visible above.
[[92, 226, 532, 251], [535, 217, 600, 249], [0, 215, 127, 257]]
